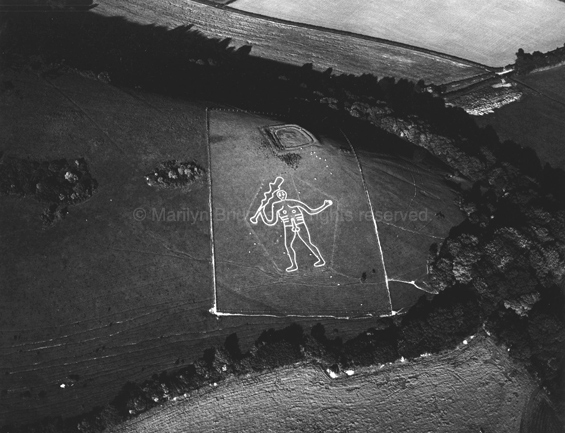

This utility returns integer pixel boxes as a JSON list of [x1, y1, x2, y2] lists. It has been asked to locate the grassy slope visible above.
[[475, 65, 565, 170], [92, 0, 486, 84], [360, 149, 463, 289], [0, 67, 466, 424], [0, 70, 378, 425], [108, 336, 536, 433], [209, 110, 389, 317], [231, 0, 565, 66], [207, 110, 462, 316], [1, 5, 563, 430]]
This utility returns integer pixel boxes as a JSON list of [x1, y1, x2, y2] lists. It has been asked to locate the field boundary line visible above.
[[211, 310, 384, 320], [205, 107, 220, 316], [387, 278, 438, 294], [191, 0, 496, 72], [208, 106, 287, 118], [207, 108, 396, 319], [339, 129, 394, 315], [510, 77, 565, 109]]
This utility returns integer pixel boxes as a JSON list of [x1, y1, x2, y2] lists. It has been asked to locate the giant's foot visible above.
[[313, 258, 326, 267], [286, 264, 298, 272]]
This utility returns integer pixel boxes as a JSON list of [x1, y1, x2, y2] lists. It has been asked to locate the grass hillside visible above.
[[207, 110, 462, 317], [0, 66, 463, 424], [1, 3, 564, 431]]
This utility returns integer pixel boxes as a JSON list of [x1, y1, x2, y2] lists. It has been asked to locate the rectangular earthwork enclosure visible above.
[[207, 110, 391, 317]]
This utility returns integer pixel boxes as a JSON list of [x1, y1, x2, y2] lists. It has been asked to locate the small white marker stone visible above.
[[326, 369, 339, 379]]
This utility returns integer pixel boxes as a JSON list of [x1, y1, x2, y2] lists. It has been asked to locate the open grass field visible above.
[[108, 335, 538, 433], [0, 70, 375, 426], [93, 0, 488, 84], [475, 65, 565, 170], [0, 67, 465, 425], [358, 150, 464, 292], [208, 111, 463, 317], [231, 0, 565, 67], [209, 111, 390, 317]]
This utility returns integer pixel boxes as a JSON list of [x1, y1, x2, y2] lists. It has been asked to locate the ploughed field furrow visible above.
[[108, 337, 537, 433], [231, 0, 565, 67], [93, 0, 487, 84]]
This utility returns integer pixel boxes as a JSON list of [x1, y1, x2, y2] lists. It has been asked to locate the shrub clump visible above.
[[0, 156, 97, 226], [277, 152, 302, 169], [144, 160, 205, 189]]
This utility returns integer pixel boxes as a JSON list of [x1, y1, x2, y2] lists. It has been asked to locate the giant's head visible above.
[[276, 189, 287, 200]]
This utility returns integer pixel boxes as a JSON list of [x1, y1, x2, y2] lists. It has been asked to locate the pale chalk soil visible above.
[[232, 0, 565, 67], [109, 335, 538, 433], [93, 0, 487, 84]]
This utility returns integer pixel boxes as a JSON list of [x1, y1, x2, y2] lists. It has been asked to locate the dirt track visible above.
[[93, 0, 487, 84], [109, 336, 537, 433]]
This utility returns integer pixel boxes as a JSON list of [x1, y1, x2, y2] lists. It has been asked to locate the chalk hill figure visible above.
[[250, 176, 332, 272]]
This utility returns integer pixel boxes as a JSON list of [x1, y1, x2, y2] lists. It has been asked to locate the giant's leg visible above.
[[284, 225, 298, 272], [296, 223, 325, 267]]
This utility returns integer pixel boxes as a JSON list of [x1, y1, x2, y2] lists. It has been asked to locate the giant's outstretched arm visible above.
[[286, 199, 333, 215]]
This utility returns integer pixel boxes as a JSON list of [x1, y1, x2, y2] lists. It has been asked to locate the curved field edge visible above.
[[1, 5, 562, 430], [210, 0, 491, 70], [108, 336, 535, 433], [230, 0, 565, 67], [92, 0, 489, 84]]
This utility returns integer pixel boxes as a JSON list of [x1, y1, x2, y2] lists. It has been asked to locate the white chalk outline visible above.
[[208, 109, 431, 318], [340, 129, 394, 315], [206, 108, 220, 316], [340, 130, 440, 314], [387, 278, 438, 295], [250, 176, 332, 272]]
